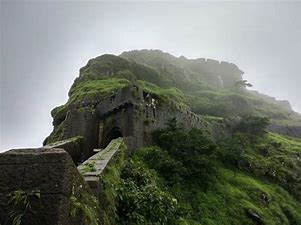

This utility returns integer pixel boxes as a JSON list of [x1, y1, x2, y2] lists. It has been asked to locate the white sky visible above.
[[1, 1, 300, 151]]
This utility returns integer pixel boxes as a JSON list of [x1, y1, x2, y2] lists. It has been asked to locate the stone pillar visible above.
[[0, 148, 98, 225]]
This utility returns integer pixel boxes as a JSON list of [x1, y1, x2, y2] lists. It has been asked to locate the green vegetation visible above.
[[81, 161, 97, 173], [137, 80, 188, 106], [43, 50, 301, 224], [117, 159, 181, 225], [68, 78, 131, 104], [5, 190, 41, 225], [234, 115, 270, 135], [98, 139, 126, 225], [97, 120, 301, 224], [221, 132, 301, 200], [47, 50, 301, 143], [120, 50, 301, 126], [51, 78, 131, 126], [70, 184, 100, 225]]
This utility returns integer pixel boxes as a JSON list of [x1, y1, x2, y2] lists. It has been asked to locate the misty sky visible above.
[[1, 1, 300, 151]]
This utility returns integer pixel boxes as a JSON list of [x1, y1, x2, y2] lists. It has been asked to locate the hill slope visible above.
[[47, 49, 301, 145], [44, 49, 301, 224]]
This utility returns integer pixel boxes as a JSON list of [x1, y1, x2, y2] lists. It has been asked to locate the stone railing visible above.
[[77, 137, 125, 197]]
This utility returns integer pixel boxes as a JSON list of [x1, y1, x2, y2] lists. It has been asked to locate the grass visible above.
[[108, 127, 301, 224], [5, 190, 41, 225], [137, 80, 188, 106], [198, 167, 301, 225], [241, 132, 301, 200], [68, 78, 131, 105], [47, 51, 301, 145], [203, 115, 224, 123], [52, 78, 131, 122]]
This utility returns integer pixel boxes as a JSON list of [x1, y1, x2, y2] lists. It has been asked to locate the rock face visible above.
[[0, 148, 98, 225]]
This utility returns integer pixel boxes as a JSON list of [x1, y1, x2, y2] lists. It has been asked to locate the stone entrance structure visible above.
[[44, 86, 228, 162]]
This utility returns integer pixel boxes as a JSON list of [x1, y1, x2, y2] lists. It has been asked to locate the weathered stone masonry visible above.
[[50, 85, 228, 162], [0, 148, 95, 225]]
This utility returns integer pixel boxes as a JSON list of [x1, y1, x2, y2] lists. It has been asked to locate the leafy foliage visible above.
[[70, 184, 100, 225], [110, 120, 301, 224], [220, 132, 301, 200], [234, 79, 253, 90], [234, 115, 270, 135], [157, 119, 218, 188], [117, 159, 180, 225], [80, 161, 97, 173], [43, 50, 301, 224], [47, 50, 301, 144]]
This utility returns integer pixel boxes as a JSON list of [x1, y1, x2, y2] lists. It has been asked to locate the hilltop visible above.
[[10, 49, 299, 225], [46, 49, 301, 146]]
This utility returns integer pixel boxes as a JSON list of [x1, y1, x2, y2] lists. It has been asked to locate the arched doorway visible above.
[[101, 127, 123, 147]]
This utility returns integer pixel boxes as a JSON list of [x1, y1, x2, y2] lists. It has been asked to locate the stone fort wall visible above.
[[55, 85, 229, 160]]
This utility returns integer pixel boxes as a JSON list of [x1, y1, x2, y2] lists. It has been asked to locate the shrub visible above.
[[235, 115, 270, 135], [157, 119, 218, 188], [117, 159, 181, 224]]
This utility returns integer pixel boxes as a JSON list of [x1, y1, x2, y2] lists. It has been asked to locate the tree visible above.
[[158, 119, 217, 188], [235, 115, 270, 135], [234, 79, 253, 91]]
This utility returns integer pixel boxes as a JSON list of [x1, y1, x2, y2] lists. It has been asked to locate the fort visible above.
[[2, 51, 300, 224], [186, 58, 244, 88], [44, 85, 228, 162], [0, 85, 228, 225]]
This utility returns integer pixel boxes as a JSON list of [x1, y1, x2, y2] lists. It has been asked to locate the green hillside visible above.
[[45, 50, 301, 224], [50, 49, 301, 133], [120, 50, 301, 126], [100, 120, 301, 225]]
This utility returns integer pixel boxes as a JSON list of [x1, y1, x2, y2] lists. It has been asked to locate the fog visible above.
[[1, 1, 300, 151]]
